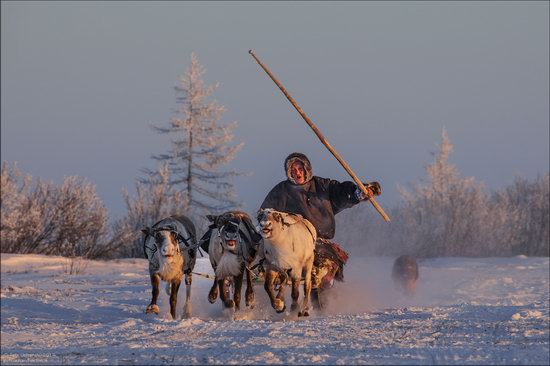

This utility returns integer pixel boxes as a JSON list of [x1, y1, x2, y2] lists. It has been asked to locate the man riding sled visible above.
[[260, 152, 381, 307]]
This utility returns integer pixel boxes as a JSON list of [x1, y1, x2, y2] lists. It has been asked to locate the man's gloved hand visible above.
[[354, 181, 382, 201], [367, 181, 381, 196]]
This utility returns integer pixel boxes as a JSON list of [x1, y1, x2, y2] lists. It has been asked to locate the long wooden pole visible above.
[[249, 50, 390, 222]]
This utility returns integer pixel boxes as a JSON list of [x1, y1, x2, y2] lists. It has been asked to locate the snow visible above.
[[1, 253, 548, 365]]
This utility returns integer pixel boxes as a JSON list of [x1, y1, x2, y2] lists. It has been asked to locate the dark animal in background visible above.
[[392, 255, 419, 296], [200, 211, 262, 312], [142, 215, 197, 319]]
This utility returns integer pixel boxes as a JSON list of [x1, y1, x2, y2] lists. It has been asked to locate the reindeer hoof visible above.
[[183, 304, 192, 318], [224, 299, 235, 308], [274, 299, 285, 313], [208, 289, 218, 304], [146, 304, 159, 315], [298, 309, 310, 317], [246, 293, 255, 307]]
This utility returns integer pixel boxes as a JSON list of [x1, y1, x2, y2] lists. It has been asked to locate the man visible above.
[[260, 152, 381, 296]]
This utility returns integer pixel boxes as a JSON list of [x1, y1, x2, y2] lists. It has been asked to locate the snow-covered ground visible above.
[[1, 253, 548, 365]]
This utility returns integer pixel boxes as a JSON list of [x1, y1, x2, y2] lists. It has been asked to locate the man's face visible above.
[[290, 161, 306, 184]]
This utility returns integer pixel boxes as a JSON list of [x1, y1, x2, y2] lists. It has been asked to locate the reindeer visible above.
[[199, 211, 261, 312], [255, 208, 316, 317], [141, 215, 197, 319]]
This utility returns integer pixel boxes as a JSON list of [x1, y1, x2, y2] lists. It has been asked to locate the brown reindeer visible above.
[[392, 255, 419, 296], [142, 215, 197, 319]]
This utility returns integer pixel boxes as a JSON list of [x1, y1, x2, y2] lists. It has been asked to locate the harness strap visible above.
[[144, 226, 199, 259], [143, 233, 154, 259], [192, 271, 216, 280], [197, 247, 205, 258], [244, 265, 260, 280], [248, 258, 265, 272], [302, 221, 317, 243]]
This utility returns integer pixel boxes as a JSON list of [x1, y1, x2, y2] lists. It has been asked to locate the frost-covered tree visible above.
[[43, 176, 109, 257], [397, 128, 489, 257], [1, 161, 108, 257], [142, 53, 244, 227], [492, 174, 549, 256], [1, 161, 37, 252]]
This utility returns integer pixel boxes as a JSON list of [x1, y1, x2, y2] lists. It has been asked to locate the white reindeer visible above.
[[141, 215, 197, 319], [255, 208, 317, 317]]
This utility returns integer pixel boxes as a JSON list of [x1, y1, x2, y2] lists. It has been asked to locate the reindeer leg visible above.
[[311, 288, 324, 311], [299, 261, 313, 317], [169, 278, 181, 320], [233, 269, 244, 311], [245, 267, 255, 309], [219, 277, 234, 308], [264, 269, 285, 313], [183, 273, 192, 318], [208, 277, 219, 304], [146, 273, 161, 315], [275, 273, 288, 314], [310, 262, 327, 311], [290, 278, 300, 313]]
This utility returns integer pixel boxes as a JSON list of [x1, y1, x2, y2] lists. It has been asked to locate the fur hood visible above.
[[284, 152, 313, 184]]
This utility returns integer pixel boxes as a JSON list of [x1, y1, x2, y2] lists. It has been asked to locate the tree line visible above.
[[336, 129, 549, 258], [1, 55, 548, 259]]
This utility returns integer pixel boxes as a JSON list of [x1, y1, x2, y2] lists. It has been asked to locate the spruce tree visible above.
[[142, 53, 244, 226], [398, 128, 488, 256]]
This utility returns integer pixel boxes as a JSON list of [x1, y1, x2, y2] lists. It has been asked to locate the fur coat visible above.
[[260, 152, 360, 239]]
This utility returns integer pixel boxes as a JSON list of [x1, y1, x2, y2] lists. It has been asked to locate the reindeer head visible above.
[[142, 226, 181, 264], [207, 213, 243, 254], [256, 208, 288, 239], [257, 208, 312, 241], [256, 209, 272, 239]]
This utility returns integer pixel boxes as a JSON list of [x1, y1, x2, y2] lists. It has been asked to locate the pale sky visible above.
[[2, 1, 548, 220]]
